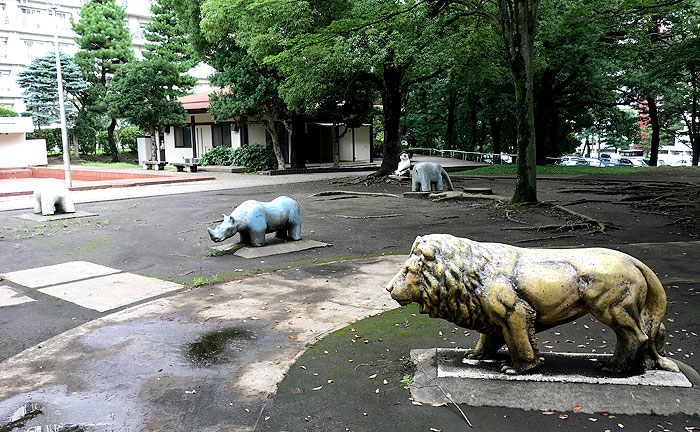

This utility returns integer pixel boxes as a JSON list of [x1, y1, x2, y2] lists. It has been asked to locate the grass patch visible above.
[[458, 165, 700, 176], [189, 250, 403, 288]]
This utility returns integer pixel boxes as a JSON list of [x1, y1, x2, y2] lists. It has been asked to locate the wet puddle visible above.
[[186, 327, 255, 367]]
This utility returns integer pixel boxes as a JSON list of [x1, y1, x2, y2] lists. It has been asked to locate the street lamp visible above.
[[52, 5, 71, 187]]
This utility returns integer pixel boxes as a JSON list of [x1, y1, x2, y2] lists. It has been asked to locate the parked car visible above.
[[619, 157, 648, 167], [581, 157, 602, 167], [600, 158, 619, 167], [557, 155, 582, 166]]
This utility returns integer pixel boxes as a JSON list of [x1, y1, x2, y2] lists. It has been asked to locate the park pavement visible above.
[[0, 159, 699, 431]]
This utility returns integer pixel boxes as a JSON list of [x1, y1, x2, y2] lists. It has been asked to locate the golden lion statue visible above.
[[386, 234, 679, 375]]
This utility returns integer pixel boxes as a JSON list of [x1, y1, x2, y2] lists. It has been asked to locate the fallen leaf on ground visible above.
[[573, 405, 582, 410], [412, 401, 423, 406], [542, 411, 554, 415], [185, 390, 196, 394], [369, 374, 378, 379], [312, 386, 323, 391]]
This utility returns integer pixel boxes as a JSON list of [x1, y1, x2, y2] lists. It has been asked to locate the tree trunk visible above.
[[469, 102, 478, 152], [107, 118, 119, 162], [646, 96, 660, 167], [150, 125, 158, 161], [332, 123, 341, 168], [288, 117, 306, 169], [691, 66, 699, 166], [506, 0, 538, 204], [264, 121, 286, 170], [72, 133, 79, 157], [376, 63, 404, 176], [445, 93, 457, 150], [490, 118, 503, 155]]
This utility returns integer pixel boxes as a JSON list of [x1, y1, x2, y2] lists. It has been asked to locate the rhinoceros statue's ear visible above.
[[222, 214, 228, 220]]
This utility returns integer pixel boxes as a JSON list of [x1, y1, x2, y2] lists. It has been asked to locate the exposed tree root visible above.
[[309, 190, 400, 198], [335, 214, 402, 219], [512, 234, 577, 244]]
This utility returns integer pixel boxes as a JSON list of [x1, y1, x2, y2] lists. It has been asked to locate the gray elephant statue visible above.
[[207, 196, 301, 247], [411, 162, 454, 192]]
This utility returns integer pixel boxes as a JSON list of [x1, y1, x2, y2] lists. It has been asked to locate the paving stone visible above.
[[14, 210, 97, 222], [38, 273, 182, 312], [0, 285, 35, 307], [2, 261, 120, 288], [234, 239, 329, 259]]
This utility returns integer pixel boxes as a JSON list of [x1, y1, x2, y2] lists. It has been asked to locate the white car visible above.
[[582, 157, 602, 167], [557, 155, 582, 166]]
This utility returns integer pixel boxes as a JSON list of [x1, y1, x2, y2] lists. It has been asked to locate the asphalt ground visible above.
[[0, 170, 699, 431]]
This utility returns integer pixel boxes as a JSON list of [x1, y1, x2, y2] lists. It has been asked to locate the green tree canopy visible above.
[[17, 52, 88, 134], [72, 0, 134, 162], [106, 58, 187, 159]]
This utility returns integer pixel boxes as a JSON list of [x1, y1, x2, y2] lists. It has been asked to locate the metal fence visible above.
[[407, 148, 515, 164]]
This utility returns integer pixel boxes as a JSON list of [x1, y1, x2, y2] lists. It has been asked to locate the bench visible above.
[[170, 162, 199, 173], [143, 161, 167, 170]]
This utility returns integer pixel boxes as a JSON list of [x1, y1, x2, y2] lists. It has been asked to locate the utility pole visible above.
[[53, 5, 71, 187]]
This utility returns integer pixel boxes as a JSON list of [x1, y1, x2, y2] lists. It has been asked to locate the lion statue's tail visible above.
[[440, 167, 454, 191], [635, 259, 680, 372]]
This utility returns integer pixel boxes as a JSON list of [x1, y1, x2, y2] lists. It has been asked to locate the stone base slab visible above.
[[411, 348, 700, 416], [234, 239, 329, 259], [14, 210, 97, 222]]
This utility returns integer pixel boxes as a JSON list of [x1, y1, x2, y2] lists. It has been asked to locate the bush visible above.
[[0, 107, 19, 117], [233, 143, 277, 172], [200, 146, 236, 166], [119, 126, 146, 152]]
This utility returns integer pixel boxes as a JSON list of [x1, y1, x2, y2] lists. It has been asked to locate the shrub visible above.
[[200, 146, 236, 166], [232, 143, 277, 172], [119, 126, 146, 152], [0, 107, 19, 117]]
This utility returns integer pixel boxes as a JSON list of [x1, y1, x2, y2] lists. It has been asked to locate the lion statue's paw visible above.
[[464, 349, 497, 361]]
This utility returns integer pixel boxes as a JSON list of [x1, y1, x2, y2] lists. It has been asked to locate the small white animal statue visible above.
[[411, 162, 454, 192], [394, 152, 412, 176], [33, 178, 75, 216]]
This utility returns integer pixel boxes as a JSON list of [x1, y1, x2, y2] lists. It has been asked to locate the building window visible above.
[[0, 70, 12, 93], [0, 4, 8, 25], [212, 124, 231, 147], [175, 126, 192, 148], [21, 7, 42, 29], [23, 40, 48, 61], [55, 11, 70, 31]]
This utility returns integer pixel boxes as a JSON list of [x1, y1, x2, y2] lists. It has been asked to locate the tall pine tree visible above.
[[144, 0, 197, 93], [72, 0, 133, 162]]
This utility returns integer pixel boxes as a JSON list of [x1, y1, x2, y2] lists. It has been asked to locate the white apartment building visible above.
[[0, 0, 212, 113]]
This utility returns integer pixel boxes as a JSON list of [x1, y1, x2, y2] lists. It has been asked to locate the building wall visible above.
[[0, 0, 211, 112], [0, 135, 47, 168], [248, 124, 267, 146], [163, 113, 241, 162], [338, 126, 371, 162]]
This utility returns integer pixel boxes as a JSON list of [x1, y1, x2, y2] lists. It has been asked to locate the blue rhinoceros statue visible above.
[[207, 196, 301, 247]]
